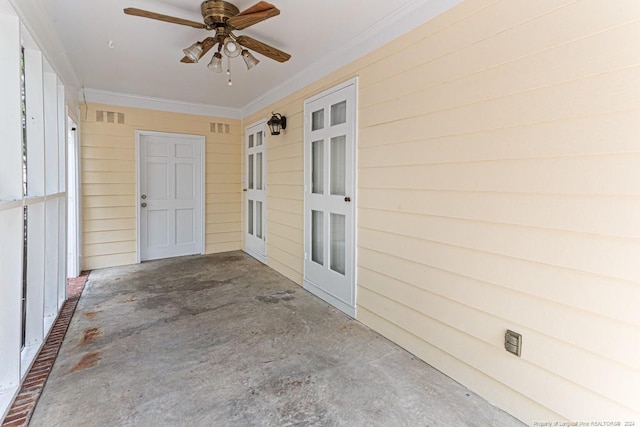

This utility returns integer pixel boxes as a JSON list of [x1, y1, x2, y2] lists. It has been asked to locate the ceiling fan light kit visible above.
[[124, 0, 291, 84]]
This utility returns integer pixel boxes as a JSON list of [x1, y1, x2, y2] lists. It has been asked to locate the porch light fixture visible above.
[[183, 42, 204, 62], [267, 113, 287, 135]]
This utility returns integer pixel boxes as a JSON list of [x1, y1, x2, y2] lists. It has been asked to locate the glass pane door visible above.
[[245, 122, 267, 262], [303, 78, 357, 317]]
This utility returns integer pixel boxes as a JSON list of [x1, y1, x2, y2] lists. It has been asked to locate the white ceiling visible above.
[[37, 0, 454, 114]]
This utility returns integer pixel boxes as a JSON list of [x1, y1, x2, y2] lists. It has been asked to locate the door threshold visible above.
[[303, 279, 356, 318], [243, 248, 267, 265]]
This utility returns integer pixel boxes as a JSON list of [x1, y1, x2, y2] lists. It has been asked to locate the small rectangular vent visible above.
[[210, 122, 230, 134], [96, 110, 125, 124], [504, 330, 522, 357]]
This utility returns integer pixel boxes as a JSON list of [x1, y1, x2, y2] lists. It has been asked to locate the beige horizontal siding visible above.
[[359, 189, 640, 239], [82, 229, 134, 245], [241, 0, 640, 423], [81, 102, 241, 270], [358, 247, 640, 401], [83, 253, 136, 271], [83, 207, 135, 220], [206, 212, 240, 224], [83, 218, 135, 233], [205, 241, 240, 254], [355, 0, 640, 422]]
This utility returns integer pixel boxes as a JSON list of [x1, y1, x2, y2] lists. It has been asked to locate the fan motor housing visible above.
[[201, 0, 239, 26]]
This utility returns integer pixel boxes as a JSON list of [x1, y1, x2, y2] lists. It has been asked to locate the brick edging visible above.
[[1, 272, 89, 427]]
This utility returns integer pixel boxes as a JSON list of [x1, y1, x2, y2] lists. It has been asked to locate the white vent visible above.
[[96, 110, 104, 122]]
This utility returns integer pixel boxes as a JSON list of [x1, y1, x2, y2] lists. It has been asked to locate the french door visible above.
[[303, 78, 357, 317], [137, 131, 204, 261], [245, 121, 267, 263]]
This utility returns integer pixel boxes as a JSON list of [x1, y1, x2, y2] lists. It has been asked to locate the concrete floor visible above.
[[30, 251, 523, 426]]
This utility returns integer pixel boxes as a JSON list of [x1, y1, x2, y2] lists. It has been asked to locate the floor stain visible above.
[[78, 327, 101, 346], [256, 290, 296, 304], [70, 351, 101, 372], [122, 295, 137, 303], [83, 310, 102, 320]]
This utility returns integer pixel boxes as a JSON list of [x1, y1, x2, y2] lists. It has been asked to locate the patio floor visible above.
[[29, 251, 522, 426]]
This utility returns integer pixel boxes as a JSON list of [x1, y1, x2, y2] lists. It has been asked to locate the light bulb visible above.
[[223, 37, 241, 58]]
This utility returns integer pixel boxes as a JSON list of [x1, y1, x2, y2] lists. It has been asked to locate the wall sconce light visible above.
[[267, 113, 287, 135]]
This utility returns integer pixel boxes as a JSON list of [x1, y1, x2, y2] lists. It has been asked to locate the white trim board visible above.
[[83, 88, 242, 119], [7, 0, 80, 95]]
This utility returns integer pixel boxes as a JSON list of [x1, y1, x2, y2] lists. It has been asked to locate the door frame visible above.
[[244, 119, 268, 264], [135, 130, 206, 263], [66, 114, 81, 278], [303, 76, 358, 317]]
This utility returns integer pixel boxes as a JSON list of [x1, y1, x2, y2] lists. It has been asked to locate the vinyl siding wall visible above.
[[81, 103, 241, 270], [244, 0, 640, 423]]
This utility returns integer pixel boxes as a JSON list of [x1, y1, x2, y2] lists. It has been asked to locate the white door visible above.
[[303, 78, 357, 317], [138, 132, 204, 261], [245, 121, 267, 263]]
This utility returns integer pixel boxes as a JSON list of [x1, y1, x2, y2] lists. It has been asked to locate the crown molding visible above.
[[241, 0, 462, 118], [83, 88, 242, 119]]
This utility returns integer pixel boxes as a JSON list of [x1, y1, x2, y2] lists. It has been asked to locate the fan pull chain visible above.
[[227, 56, 232, 86]]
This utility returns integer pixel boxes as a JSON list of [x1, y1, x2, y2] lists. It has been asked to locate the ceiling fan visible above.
[[124, 1, 290, 84]]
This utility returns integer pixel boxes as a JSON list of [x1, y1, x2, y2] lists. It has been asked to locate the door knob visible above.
[[344, 196, 351, 202], [141, 202, 147, 208], [141, 194, 147, 199]]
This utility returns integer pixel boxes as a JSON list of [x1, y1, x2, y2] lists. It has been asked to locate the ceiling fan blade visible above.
[[180, 37, 217, 63], [124, 8, 206, 29], [227, 1, 280, 30], [235, 35, 291, 63]]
